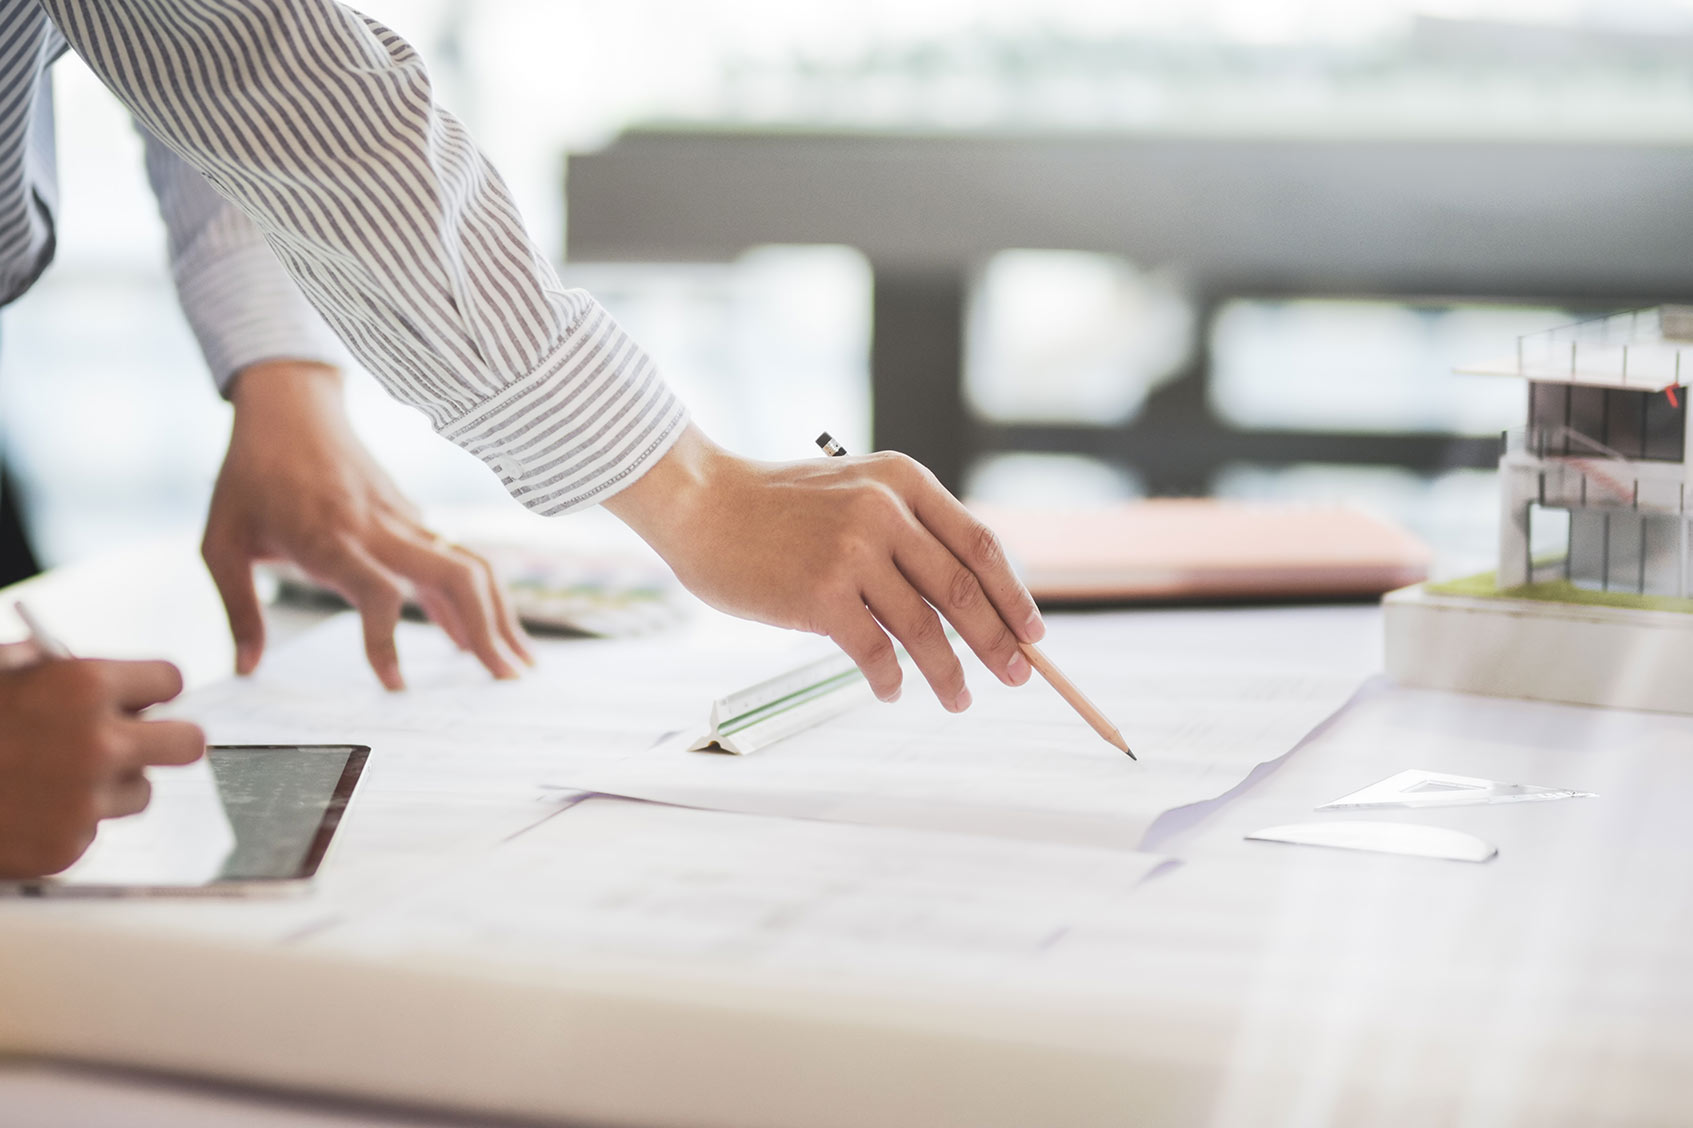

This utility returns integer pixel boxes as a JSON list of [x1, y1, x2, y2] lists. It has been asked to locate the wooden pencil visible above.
[[1019, 640, 1135, 759]]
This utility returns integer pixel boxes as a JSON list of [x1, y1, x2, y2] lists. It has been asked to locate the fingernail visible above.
[[235, 644, 259, 676], [1023, 611, 1046, 643], [882, 685, 902, 704], [1006, 651, 1030, 685], [953, 687, 973, 712]]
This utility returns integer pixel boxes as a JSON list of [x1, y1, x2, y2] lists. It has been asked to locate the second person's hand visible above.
[[201, 360, 534, 690], [0, 658, 205, 879]]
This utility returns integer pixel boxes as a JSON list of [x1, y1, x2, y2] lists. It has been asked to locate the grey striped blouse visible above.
[[35, 0, 688, 515]]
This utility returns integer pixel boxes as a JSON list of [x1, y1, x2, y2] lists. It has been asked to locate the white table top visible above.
[[3, 536, 1690, 1127]]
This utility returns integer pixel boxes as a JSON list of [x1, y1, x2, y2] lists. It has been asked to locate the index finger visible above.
[[902, 471, 1045, 643], [122, 719, 207, 770], [94, 659, 187, 713]]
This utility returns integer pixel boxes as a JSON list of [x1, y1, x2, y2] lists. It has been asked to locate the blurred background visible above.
[[7, 0, 1693, 581]]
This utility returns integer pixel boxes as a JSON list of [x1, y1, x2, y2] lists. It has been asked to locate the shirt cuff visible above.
[[439, 298, 690, 515], [172, 238, 353, 395]]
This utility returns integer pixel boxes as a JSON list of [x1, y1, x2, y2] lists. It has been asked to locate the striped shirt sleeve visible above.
[[43, 0, 687, 515], [141, 125, 351, 395]]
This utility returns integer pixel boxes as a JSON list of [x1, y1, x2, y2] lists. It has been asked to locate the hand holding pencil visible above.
[[815, 434, 1133, 759], [604, 424, 1050, 716]]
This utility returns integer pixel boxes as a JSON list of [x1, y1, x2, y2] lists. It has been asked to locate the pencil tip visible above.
[[1110, 732, 1136, 760]]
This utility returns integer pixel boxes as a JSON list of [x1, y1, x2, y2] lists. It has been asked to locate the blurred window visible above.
[[1209, 300, 1568, 436], [965, 251, 1191, 427], [964, 452, 1143, 507]]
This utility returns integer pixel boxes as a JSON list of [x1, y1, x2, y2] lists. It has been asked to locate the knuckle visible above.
[[862, 631, 899, 668], [303, 526, 351, 564], [985, 621, 1020, 660], [968, 522, 1007, 572], [868, 449, 917, 480], [357, 578, 406, 617], [445, 561, 485, 603], [917, 650, 965, 698], [289, 530, 357, 580], [305, 493, 361, 532], [909, 609, 949, 650], [946, 567, 984, 614], [87, 729, 126, 770], [848, 480, 902, 519]]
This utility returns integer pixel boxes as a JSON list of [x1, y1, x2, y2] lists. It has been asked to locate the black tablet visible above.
[[3, 744, 369, 898]]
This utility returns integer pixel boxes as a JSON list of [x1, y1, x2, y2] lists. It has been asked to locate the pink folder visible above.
[[972, 499, 1431, 604]]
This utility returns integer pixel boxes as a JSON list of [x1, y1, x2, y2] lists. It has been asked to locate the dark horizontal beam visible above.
[[568, 130, 1693, 297], [971, 422, 1500, 480]]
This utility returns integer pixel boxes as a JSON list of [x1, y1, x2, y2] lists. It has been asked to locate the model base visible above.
[[1384, 582, 1693, 715]]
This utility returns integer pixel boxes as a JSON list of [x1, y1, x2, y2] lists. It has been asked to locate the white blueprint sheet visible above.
[[559, 615, 1365, 851], [286, 797, 1173, 991], [117, 620, 1181, 992], [171, 607, 1363, 856]]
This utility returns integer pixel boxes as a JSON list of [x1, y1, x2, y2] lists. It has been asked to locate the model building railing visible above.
[[1504, 425, 1690, 517]]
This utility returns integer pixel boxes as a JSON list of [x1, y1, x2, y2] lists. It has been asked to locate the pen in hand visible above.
[[814, 433, 1135, 759], [13, 600, 72, 660]]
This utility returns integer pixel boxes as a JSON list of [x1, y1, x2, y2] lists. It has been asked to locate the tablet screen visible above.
[[7, 744, 368, 896], [208, 744, 368, 883]]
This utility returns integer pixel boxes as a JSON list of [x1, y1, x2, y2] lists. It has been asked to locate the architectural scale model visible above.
[[1385, 306, 1693, 714]]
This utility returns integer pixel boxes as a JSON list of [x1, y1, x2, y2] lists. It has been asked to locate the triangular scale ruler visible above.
[[1317, 769, 1596, 811], [689, 651, 875, 755], [689, 633, 950, 756]]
